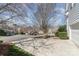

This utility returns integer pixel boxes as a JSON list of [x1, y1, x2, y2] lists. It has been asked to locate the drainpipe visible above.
[[65, 10, 70, 39], [66, 12, 72, 40]]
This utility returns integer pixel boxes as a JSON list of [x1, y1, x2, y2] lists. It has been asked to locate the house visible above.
[[0, 21, 18, 35], [67, 3, 79, 46], [17, 26, 36, 34]]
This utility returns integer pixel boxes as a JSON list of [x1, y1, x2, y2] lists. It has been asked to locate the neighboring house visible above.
[[49, 26, 59, 33], [67, 3, 79, 46], [0, 20, 37, 35], [17, 26, 35, 34], [0, 21, 18, 35]]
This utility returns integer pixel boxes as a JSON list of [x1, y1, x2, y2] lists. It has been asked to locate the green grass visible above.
[[7, 44, 34, 56], [55, 32, 68, 39]]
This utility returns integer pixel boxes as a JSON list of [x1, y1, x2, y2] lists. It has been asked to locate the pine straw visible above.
[[0, 44, 11, 56]]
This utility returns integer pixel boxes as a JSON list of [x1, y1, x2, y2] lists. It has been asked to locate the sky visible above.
[[25, 3, 66, 27], [54, 3, 66, 26], [0, 3, 66, 27]]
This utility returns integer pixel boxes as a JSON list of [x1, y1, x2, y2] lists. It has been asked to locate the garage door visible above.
[[71, 29, 79, 46]]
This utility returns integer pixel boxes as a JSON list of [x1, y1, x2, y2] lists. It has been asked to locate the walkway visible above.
[[0, 35, 79, 56]]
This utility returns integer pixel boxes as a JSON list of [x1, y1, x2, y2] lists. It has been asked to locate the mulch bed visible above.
[[0, 44, 11, 56]]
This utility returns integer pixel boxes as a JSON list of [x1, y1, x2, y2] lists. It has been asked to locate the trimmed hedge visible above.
[[55, 25, 69, 39], [7, 45, 34, 56], [55, 32, 68, 39], [58, 32, 68, 39]]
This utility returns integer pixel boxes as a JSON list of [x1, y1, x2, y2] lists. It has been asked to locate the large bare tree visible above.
[[34, 3, 55, 34], [0, 3, 57, 35]]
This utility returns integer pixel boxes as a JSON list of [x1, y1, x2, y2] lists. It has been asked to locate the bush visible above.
[[55, 25, 69, 39], [20, 32, 25, 34], [0, 40, 3, 45], [0, 29, 7, 36], [58, 25, 67, 32], [15, 32, 19, 35], [55, 32, 68, 39], [7, 45, 34, 56], [55, 32, 59, 37]]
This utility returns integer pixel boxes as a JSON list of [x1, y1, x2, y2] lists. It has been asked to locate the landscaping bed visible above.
[[0, 43, 33, 56]]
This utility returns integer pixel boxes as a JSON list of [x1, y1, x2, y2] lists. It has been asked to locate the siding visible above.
[[70, 22, 79, 29], [71, 30, 79, 46], [68, 4, 79, 46], [69, 4, 79, 25]]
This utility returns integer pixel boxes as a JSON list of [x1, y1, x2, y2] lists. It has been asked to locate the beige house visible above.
[[67, 4, 79, 46]]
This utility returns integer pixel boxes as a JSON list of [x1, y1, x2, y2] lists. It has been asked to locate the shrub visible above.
[[58, 25, 67, 32], [55, 25, 69, 39], [7, 45, 34, 56], [0, 29, 7, 36], [55, 32, 59, 37], [55, 32, 68, 39], [0, 40, 3, 45], [20, 32, 25, 34], [15, 32, 19, 35]]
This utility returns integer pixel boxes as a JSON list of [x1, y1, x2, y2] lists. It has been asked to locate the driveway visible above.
[[0, 35, 79, 56], [18, 38, 79, 56]]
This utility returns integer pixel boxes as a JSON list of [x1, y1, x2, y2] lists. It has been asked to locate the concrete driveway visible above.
[[0, 35, 79, 56]]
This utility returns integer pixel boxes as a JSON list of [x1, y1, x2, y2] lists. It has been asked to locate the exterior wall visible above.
[[68, 3, 79, 46], [70, 22, 79, 29], [69, 4, 79, 25], [70, 22, 79, 45], [71, 29, 79, 46]]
